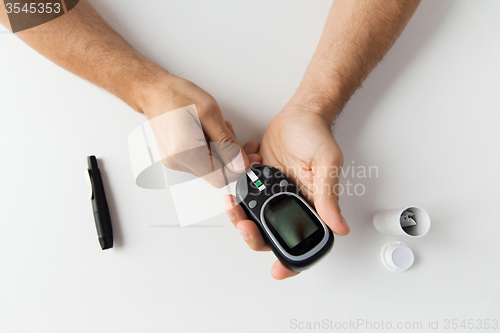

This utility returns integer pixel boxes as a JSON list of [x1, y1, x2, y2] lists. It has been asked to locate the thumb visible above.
[[204, 119, 249, 173], [312, 145, 350, 236]]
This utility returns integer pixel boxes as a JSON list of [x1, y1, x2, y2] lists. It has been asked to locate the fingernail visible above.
[[226, 212, 236, 221], [231, 151, 246, 172], [222, 195, 233, 203], [237, 228, 250, 241]]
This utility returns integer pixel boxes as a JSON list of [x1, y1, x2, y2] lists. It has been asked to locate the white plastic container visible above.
[[373, 206, 431, 238]]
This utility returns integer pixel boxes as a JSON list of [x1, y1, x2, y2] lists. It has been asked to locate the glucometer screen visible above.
[[264, 196, 319, 249]]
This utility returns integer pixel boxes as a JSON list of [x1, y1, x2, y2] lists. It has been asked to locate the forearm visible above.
[[294, 0, 421, 123], [0, 0, 165, 112]]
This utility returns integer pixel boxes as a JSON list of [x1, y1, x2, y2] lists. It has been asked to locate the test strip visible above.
[[246, 169, 266, 191]]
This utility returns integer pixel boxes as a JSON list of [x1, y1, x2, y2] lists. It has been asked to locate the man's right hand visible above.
[[142, 74, 258, 187]]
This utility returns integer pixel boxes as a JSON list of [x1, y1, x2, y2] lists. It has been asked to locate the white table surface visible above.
[[1, 1, 499, 332]]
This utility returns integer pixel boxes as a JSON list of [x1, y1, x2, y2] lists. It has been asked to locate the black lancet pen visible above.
[[86, 156, 113, 250]]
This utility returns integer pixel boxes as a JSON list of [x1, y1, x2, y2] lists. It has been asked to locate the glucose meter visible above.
[[235, 165, 334, 271]]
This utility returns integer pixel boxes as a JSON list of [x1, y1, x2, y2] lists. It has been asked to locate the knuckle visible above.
[[198, 97, 219, 117], [216, 132, 236, 146], [213, 135, 240, 163], [215, 133, 239, 154]]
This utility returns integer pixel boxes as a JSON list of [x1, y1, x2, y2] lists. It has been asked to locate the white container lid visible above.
[[381, 241, 414, 272]]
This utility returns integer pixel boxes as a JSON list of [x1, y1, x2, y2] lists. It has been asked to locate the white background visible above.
[[1, 1, 499, 332]]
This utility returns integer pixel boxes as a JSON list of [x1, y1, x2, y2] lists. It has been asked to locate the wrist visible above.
[[290, 51, 366, 125], [127, 62, 174, 114], [287, 82, 343, 126]]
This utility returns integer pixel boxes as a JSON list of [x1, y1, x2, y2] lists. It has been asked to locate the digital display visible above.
[[264, 196, 319, 249]]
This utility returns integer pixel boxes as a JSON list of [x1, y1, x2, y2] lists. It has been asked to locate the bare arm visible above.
[[0, 0, 158, 112], [0, 0, 254, 184], [296, 0, 422, 123]]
